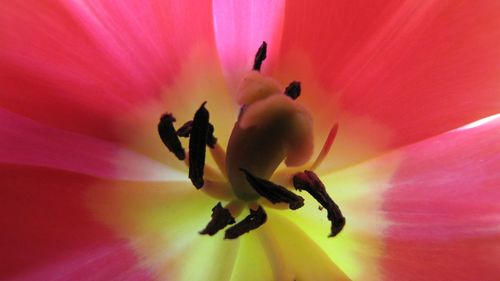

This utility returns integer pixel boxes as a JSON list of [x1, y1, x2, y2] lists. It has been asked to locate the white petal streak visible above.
[[456, 113, 500, 131], [0, 108, 185, 181]]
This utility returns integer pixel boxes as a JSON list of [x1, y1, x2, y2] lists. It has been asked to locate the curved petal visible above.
[[288, 115, 499, 280], [275, 0, 500, 170], [0, 165, 153, 280], [212, 0, 286, 85], [0, 108, 184, 181], [0, 0, 217, 140], [381, 116, 500, 280]]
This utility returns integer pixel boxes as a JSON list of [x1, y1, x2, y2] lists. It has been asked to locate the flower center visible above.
[[157, 42, 344, 239]]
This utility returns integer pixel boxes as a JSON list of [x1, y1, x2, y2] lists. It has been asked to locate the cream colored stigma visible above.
[[225, 71, 314, 200]]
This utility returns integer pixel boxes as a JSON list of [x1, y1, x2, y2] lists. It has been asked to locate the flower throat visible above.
[[158, 42, 345, 239]]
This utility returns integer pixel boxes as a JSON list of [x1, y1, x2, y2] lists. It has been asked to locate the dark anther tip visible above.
[[207, 123, 217, 148], [177, 120, 193, 138], [200, 202, 236, 236], [224, 206, 267, 239], [289, 198, 305, 210], [293, 170, 346, 237], [252, 41, 267, 71], [191, 177, 204, 189], [158, 112, 185, 161], [178, 121, 217, 149], [160, 113, 176, 123], [328, 217, 346, 237], [285, 81, 301, 100], [292, 172, 310, 191], [241, 168, 304, 210]]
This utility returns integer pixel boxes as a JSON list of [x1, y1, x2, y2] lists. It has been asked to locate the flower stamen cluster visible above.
[[158, 42, 345, 239]]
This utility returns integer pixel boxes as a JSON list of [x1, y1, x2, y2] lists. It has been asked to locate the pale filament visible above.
[[209, 143, 227, 178], [183, 151, 234, 200], [309, 123, 339, 171]]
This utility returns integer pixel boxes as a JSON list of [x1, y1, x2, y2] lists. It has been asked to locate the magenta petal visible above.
[[278, 1, 500, 167], [0, 109, 184, 181], [0, 165, 153, 281], [382, 116, 500, 280], [212, 0, 286, 83], [0, 0, 216, 139]]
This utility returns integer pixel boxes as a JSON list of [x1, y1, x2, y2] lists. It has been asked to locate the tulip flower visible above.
[[1, 1, 499, 280]]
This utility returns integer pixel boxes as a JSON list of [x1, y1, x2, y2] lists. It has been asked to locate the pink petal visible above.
[[212, 0, 286, 84], [0, 165, 153, 281], [0, 108, 184, 181], [275, 1, 500, 168], [382, 116, 500, 280], [0, 0, 216, 140]]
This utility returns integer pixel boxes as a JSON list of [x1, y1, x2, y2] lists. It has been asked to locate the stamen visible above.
[[252, 41, 267, 71], [310, 123, 339, 171], [207, 123, 217, 148], [158, 113, 185, 160], [178, 119, 225, 177], [200, 202, 235, 236], [293, 170, 345, 237], [210, 143, 227, 178], [284, 81, 301, 100], [176, 120, 193, 137], [189, 102, 210, 189], [183, 152, 224, 181], [159, 42, 344, 241], [225, 206, 267, 239], [177, 120, 217, 148], [240, 168, 304, 210]]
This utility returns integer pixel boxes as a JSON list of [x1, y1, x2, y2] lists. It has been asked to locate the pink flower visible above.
[[1, 1, 499, 280]]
